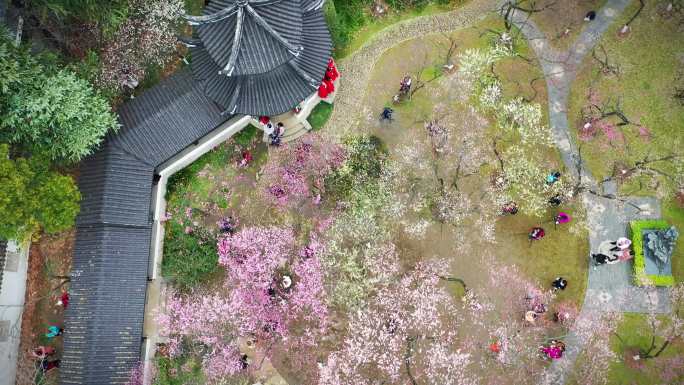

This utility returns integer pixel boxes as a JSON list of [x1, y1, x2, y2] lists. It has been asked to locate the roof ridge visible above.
[[186, 0, 302, 77]]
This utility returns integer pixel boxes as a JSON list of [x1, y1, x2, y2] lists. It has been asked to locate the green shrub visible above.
[[308, 103, 334, 131], [325, 0, 370, 54], [233, 124, 259, 147], [325, 135, 388, 201], [29, 0, 130, 37], [630, 219, 675, 287], [0, 144, 81, 240], [162, 221, 218, 291], [154, 355, 204, 385]]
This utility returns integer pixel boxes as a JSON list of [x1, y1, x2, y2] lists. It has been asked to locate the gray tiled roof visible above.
[[111, 69, 227, 166], [76, 142, 154, 228], [60, 224, 151, 385], [197, 0, 304, 76], [61, 70, 231, 385], [191, 6, 331, 115]]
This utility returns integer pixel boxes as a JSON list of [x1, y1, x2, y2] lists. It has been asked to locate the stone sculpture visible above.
[[645, 226, 679, 271]]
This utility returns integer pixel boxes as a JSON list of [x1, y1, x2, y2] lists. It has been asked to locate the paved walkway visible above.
[[0, 241, 30, 385], [510, 1, 673, 383]]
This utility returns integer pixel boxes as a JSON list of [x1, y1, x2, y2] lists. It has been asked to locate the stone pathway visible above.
[[324, 0, 502, 139], [510, 1, 673, 383]]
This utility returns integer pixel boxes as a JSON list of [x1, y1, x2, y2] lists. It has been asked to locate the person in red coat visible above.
[[318, 82, 330, 98], [326, 58, 339, 81], [324, 78, 335, 94]]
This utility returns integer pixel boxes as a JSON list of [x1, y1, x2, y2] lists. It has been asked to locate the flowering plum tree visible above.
[[99, 0, 184, 91], [260, 134, 346, 208], [218, 226, 328, 339], [319, 260, 472, 385], [159, 226, 328, 381], [500, 145, 571, 217], [157, 291, 244, 379]]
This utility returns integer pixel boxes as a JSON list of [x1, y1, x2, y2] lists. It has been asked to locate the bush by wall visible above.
[[162, 221, 219, 291], [630, 219, 675, 287]]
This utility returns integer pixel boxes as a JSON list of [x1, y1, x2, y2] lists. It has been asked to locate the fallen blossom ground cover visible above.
[[152, 17, 595, 385]]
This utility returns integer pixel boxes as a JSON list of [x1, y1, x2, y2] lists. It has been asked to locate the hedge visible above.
[[629, 219, 675, 287]]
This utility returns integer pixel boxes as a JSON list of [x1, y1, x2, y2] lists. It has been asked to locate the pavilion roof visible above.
[[186, 0, 331, 115]]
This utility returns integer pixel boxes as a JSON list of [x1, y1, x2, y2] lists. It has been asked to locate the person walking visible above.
[[551, 277, 568, 291], [41, 359, 61, 373], [31, 346, 56, 359], [529, 227, 545, 241], [45, 326, 63, 339]]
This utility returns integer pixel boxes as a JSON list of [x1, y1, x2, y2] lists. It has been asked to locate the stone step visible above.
[[281, 124, 310, 143]]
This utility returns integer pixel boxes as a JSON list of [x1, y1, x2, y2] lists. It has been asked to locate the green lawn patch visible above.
[[630, 219, 675, 287], [154, 355, 205, 385], [605, 313, 684, 385], [496, 205, 589, 308], [327, 0, 466, 58], [308, 103, 334, 131], [233, 124, 259, 147], [161, 221, 219, 291]]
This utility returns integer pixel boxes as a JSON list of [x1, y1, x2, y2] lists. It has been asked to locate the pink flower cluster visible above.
[[219, 227, 328, 338], [159, 226, 329, 381], [157, 292, 244, 379], [260, 134, 345, 207]]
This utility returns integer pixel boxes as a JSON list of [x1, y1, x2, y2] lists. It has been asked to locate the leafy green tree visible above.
[[0, 144, 81, 239], [28, 0, 130, 36], [0, 40, 119, 162]]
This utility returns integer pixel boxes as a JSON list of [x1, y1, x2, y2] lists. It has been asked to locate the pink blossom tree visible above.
[[462, 261, 559, 383], [157, 291, 245, 380], [159, 226, 329, 381], [218, 226, 328, 340], [259, 134, 346, 208]]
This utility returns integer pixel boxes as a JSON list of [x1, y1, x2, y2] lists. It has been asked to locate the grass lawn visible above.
[[496, 206, 589, 307], [606, 313, 684, 384], [329, 0, 469, 59], [663, 199, 684, 283], [568, 1, 684, 192]]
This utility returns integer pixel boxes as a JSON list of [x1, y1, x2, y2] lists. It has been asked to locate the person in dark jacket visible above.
[[551, 277, 568, 291]]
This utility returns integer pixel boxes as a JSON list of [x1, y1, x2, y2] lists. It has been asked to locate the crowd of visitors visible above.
[[31, 291, 70, 374]]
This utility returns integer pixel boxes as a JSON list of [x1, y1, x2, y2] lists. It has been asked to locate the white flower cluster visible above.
[[498, 98, 553, 146], [503, 145, 569, 217], [478, 82, 503, 110], [402, 218, 431, 240]]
